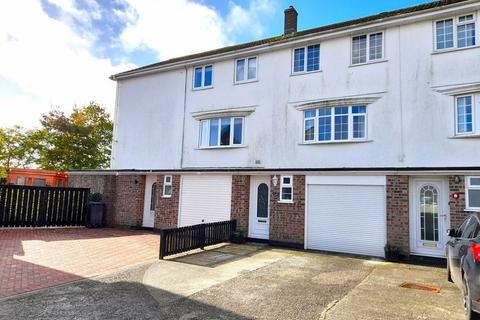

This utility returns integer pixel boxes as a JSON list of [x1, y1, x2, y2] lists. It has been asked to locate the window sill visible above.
[[290, 69, 322, 77], [196, 145, 246, 150], [192, 86, 213, 91], [466, 208, 480, 212], [432, 45, 480, 55], [234, 79, 258, 85], [278, 200, 294, 204], [162, 195, 172, 199], [349, 59, 388, 68], [448, 134, 480, 139], [299, 139, 372, 145]]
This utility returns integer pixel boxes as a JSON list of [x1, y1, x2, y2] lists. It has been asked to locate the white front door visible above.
[[248, 176, 270, 240], [142, 176, 157, 228], [410, 178, 450, 257]]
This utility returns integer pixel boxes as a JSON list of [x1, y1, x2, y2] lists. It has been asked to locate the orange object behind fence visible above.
[[6, 168, 68, 187]]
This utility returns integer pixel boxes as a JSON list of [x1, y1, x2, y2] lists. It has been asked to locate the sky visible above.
[[0, 0, 435, 128]]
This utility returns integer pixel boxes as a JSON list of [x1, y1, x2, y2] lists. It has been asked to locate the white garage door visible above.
[[179, 175, 232, 227], [306, 182, 386, 257]]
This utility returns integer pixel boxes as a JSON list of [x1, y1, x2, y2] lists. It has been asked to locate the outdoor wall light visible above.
[[272, 175, 279, 187], [454, 175, 461, 184]]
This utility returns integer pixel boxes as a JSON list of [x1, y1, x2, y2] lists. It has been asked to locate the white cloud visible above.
[[0, 0, 135, 128], [119, 0, 276, 60]]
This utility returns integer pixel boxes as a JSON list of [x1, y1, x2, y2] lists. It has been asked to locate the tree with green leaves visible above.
[[0, 126, 42, 170], [37, 102, 113, 171]]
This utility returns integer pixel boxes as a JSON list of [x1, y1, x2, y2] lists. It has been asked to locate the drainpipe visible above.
[[179, 66, 188, 169]]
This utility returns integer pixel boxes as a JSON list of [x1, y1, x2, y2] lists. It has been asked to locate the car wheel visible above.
[[463, 276, 480, 320]]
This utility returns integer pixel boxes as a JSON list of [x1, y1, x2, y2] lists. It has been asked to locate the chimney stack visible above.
[[284, 6, 298, 36]]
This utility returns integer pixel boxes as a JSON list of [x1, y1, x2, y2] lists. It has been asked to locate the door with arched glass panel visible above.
[[142, 176, 157, 228], [411, 179, 449, 257], [249, 176, 270, 240]]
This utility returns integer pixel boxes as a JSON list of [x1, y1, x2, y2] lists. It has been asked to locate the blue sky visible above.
[[0, 0, 435, 128]]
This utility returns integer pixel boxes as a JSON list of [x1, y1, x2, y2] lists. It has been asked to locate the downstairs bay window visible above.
[[304, 105, 367, 143], [199, 117, 244, 148]]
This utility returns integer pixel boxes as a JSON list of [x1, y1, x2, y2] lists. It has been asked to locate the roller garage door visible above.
[[306, 176, 386, 257], [178, 175, 232, 227]]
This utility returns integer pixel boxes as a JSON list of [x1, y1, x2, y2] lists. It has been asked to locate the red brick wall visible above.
[[68, 174, 145, 228], [114, 175, 145, 227], [386, 175, 410, 254], [269, 175, 305, 245], [449, 175, 474, 228], [155, 175, 180, 229], [231, 175, 250, 231]]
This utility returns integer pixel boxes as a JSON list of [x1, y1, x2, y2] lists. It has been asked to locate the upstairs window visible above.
[[199, 117, 243, 148], [352, 32, 384, 65], [292, 44, 320, 73], [304, 105, 367, 143], [235, 57, 257, 83], [193, 65, 213, 89], [456, 95, 474, 135], [436, 14, 476, 50], [466, 177, 480, 211]]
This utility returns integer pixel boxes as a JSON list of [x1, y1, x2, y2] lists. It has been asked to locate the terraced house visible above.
[[70, 0, 480, 259]]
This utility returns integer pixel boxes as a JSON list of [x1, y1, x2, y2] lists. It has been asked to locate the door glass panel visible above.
[[150, 183, 157, 211], [420, 185, 439, 241], [257, 183, 269, 218]]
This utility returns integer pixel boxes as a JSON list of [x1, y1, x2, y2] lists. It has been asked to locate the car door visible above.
[[450, 217, 474, 283], [453, 217, 479, 283]]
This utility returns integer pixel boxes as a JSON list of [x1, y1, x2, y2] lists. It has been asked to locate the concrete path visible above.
[[0, 243, 465, 320]]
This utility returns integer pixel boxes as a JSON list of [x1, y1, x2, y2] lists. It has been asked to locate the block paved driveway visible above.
[[0, 228, 159, 299]]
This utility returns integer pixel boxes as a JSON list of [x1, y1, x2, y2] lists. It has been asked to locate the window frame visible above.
[[434, 13, 477, 51], [163, 175, 172, 198], [350, 31, 385, 65], [303, 105, 368, 144], [466, 176, 480, 211], [198, 117, 244, 149], [455, 95, 475, 136], [279, 175, 294, 203], [234, 56, 258, 84], [193, 64, 214, 90], [291, 44, 321, 75]]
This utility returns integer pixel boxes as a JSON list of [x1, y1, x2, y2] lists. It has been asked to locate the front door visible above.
[[410, 178, 449, 257], [248, 176, 270, 240], [142, 176, 157, 228]]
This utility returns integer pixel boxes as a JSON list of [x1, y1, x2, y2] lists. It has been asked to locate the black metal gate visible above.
[[0, 185, 90, 227]]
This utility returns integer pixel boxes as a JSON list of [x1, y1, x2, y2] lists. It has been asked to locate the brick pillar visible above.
[[386, 175, 410, 255], [231, 175, 250, 231], [269, 175, 305, 246], [155, 175, 181, 229], [449, 176, 474, 228]]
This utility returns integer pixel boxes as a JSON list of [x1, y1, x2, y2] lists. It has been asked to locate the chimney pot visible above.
[[284, 5, 298, 36]]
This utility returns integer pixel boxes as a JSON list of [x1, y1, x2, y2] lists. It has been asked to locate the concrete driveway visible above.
[[0, 243, 464, 320]]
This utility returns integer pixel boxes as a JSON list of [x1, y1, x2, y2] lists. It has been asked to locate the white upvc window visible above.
[[351, 32, 384, 65], [280, 176, 293, 202], [455, 95, 475, 135], [466, 177, 480, 211], [292, 44, 320, 74], [435, 14, 476, 50], [193, 64, 213, 89], [235, 57, 257, 83], [304, 105, 367, 143], [163, 175, 172, 198], [199, 117, 244, 148]]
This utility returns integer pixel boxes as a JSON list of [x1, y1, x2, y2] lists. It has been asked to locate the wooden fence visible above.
[[159, 220, 237, 259], [0, 185, 90, 227]]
